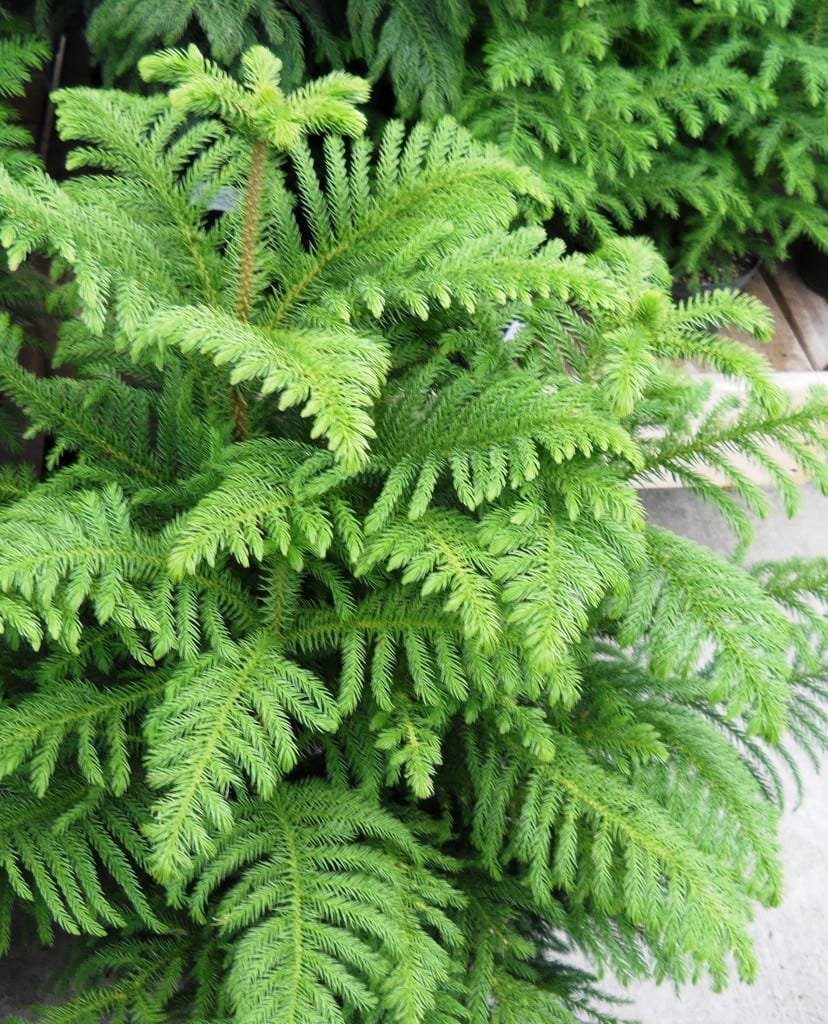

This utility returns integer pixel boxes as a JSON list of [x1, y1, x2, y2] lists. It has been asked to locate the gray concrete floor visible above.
[[0, 488, 825, 1019], [610, 486, 827, 1024]]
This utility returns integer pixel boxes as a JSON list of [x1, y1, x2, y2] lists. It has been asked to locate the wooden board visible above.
[[730, 269, 813, 371], [764, 261, 828, 370]]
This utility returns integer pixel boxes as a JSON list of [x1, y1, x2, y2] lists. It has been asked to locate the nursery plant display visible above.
[[46, 0, 828, 277], [0, 46, 826, 1023]]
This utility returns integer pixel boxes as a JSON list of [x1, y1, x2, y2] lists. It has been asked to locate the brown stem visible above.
[[232, 139, 268, 440], [235, 140, 268, 322], [231, 386, 249, 441]]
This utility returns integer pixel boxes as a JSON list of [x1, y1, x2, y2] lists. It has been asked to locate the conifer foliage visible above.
[[0, 7, 46, 318], [0, 45, 825, 1024], [458, 0, 828, 272], [72, 0, 828, 273], [83, 0, 339, 88], [0, 10, 45, 175]]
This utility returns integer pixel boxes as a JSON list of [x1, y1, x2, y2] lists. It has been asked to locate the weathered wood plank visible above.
[[765, 261, 828, 370], [723, 270, 812, 371]]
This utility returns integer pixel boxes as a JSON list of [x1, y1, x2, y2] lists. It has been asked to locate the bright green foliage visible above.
[[459, 1, 828, 270], [0, 47, 826, 1024], [49, 1, 828, 269], [0, 781, 164, 951], [186, 782, 463, 1024], [144, 632, 340, 880]]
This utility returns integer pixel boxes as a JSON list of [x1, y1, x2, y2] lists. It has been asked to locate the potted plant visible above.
[[0, 47, 825, 1022]]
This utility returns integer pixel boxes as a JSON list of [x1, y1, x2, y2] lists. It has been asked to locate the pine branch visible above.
[[144, 631, 339, 880], [620, 526, 792, 740], [0, 782, 163, 948], [184, 780, 462, 1024], [0, 676, 161, 796]]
